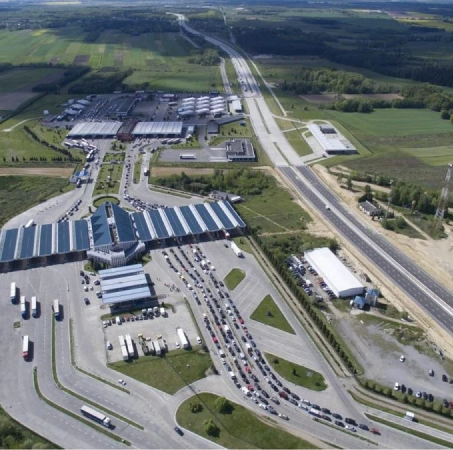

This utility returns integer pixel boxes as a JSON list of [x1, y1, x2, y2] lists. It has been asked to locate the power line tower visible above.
[[433, 163, 453, 229]]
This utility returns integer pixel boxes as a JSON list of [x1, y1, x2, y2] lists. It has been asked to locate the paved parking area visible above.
[[104, 302, 198, 362]]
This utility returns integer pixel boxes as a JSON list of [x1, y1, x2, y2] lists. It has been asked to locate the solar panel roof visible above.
[[111, 204, 136, 243], [132, 212, 152, 241], [20, 226, 36, 259], [164, 208, 186, 237], [132, 122, 183, 135], [68, 122, 122, 137], [57, 221, 71, 254], [74, 220, 90, 251], [39, 224, 53, 256], [209, 202, 234, 229], [179, 206, 203, 235], [90, 205, 112, 247], [1, 228, 18, 262], [99, 264, 143, 279], [148, 210, 170, 239], [194, 204, 220, 232], [102, 286, 152, 304], [222, 201, 246, 228]]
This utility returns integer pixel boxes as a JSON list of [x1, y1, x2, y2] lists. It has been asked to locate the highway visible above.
[[175, 13, 453, 336]]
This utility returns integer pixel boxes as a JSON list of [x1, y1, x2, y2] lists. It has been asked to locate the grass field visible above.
[[250, 295, 295, 334], [236, 186, 312, 234], [285, 129, 312, 157], [109, 347, 212, 395], [209, 121, 253, 147], [0, 29, 223, 93], [176, 392, 317, 449], [224, 268, 245, 290], [0, 68, 62, 93], [265, 353, 327, 391], [0, 175, 72, 227], [93, 196, 119, 208], [93, 162, 123, 196]]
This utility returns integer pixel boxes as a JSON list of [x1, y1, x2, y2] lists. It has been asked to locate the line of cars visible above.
[[58, 199, 83, 223]]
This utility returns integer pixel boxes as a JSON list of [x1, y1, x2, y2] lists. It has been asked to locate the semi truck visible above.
[[31, 296, 37, 318], [119, 335, 129, 360], [22, 335, 29, 360], [176, 327, 189, 349], [10, 282, 16, 303], [20, 296, 27, 318], [125, 334, 134, 358], [80, 405, 111, 428], [152, 340, 161, 356], [231, 242, 243, 258]]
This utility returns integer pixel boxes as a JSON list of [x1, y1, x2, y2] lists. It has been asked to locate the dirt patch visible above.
[[114, 53, 123, 64], [0, 92, 38, 111], [73, 55, 90, 65], [300, 93, 402, 104], [0, 168, 73, 177]]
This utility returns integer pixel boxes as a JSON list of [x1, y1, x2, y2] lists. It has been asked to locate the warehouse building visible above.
[[98, 264, 155, 312], [116, 97, 139, 117], [231, 99, 243, 113], [67, 122, 122, 139], [304, 247, 364, 298], [132, 122, 183, 138], [226, 139, 256, 162], [307, 123, 357, 155]]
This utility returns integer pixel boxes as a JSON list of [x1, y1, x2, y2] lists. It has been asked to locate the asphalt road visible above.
[[283, 166, 453, 334]]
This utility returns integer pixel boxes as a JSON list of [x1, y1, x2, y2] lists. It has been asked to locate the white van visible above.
[[115, 316, 121, 325]]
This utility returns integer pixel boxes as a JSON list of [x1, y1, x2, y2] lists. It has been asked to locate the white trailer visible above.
[[176, 327, 189, 349], [120, 345, 129, 361], [118, 335, 126, 347], [196, 108, 210, 116], [160, 307, 167, 317], [10, 282, 16, 303], [231, 242, 243, 257], [125, 334, 134, 357], [153, 340, 161, 356]]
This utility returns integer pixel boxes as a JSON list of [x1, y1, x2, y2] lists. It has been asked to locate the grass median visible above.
[[177, 392, 317, 448], [250, 295, 295, 334], [265, 352, 327, 391], [224, 268, 245, 290]]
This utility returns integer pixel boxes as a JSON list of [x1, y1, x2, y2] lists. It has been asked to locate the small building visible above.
[[132, 122, 183, 138], [304, 247, 365, 298], [352, 296, 366, 310], [307, 123, 357, 155], [226, 139, 256, 162], [98, 264, 155, 312], [365, 288, 379, 307], [359, 201, 382, 217], [231, 99, 243, 113], [207, 121, 219, 134]]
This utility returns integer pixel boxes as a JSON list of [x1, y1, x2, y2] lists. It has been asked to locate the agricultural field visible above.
[[0, 29, 223, 93]]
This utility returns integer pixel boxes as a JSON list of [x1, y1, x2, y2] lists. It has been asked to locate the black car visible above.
[[345, 418, 356, 425], [291, 393, 300, 400], [251, 374, 258, 382], [358, 424, 369, 431], [321, 408, 331, 414], [335, 421, 344, 428], [407, 387, 413, 396], [84, 298, 90, 305], [283, 387, 290, 394], [264, 365, 270, 371], [261, 390, 270, 398], [442, 374, 448, 382], [174, 426, 184, 436], [332, 413, 342, 419], [241, 336, 247, 343], [322, 415, 331, 422]]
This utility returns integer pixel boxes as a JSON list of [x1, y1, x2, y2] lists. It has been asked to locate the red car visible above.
[[245, 366, 251, 373], [212, 336, 218, 343], [238, 318, 244, 324], [247, 384, 253, 391], [370, 428, 380, 435]]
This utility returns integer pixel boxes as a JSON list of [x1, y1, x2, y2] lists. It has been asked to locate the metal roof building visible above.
[[307, 123, 357, 154], [0, 201, 245, 269], [132, 122, 183, 137], [67, 122, 122, 138], [99, 264, 152, 306], [304, 247, 364, 298]]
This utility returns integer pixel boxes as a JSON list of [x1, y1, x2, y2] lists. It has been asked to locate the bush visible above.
[[214, 397, 232, 414], [204, 419, 220, 437]]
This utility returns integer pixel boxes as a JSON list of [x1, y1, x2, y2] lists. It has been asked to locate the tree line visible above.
[[68, 68, 133, 95], [188, 48, 220, 66]]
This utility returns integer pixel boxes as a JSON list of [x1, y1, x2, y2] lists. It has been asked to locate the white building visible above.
[[304, 247, 364, 298], [307, 123, 357, 154]]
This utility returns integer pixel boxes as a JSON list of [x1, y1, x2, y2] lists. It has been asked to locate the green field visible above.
[[250, 295, 295, 334], [176, 392, 317, 449], [0, 176, 73, 227], [0, 68, 62, 93], [265, 353, 327, 391], [236, 186, 312, 234], [224, 268, 245, 290], [109, 347, 212, 395], [285, 129, 312, 157], [93, 161, 124, 196], [0, 29, 223, 93]]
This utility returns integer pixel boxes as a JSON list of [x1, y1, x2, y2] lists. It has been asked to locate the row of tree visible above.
[[154, 169, 273, 197], [68, 68, 133, 95], [32, 66, 89, 93], [188, 48, 220, 66]]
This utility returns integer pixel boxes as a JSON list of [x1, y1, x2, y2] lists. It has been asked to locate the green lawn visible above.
[[0, 68, 63, 93], [109, 347, 212, 395], [93, 162, 124, 196], [250, 295, 295, 334], [265, 352, 327, 391], [285, 129, 313, 157], [209, 120, 253, 147], [93, 196, 120, 208], [0, 176, 73, 227], [224, 268, 245, 290], [176, 393, 317, 449], [236, 186, 312, 234]]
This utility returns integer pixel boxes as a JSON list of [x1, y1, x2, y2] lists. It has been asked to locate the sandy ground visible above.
[[0, 167, 73, 177]]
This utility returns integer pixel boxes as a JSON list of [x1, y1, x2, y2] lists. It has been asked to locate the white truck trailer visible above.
[[176, 327, 189, 349], [152, 340, 161, 356], [231, 242, 243, 258], [125, 334, 134, 358]]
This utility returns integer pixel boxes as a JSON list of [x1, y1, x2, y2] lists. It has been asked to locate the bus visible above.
[[52, 299, 60, 319], [31, 296, 37, 318], [179, 154, 196, 160], [10, 282, 16, 303], [20, 296, 27, 318], [22, 335, 29, 360], [80, 405, 111, 428]]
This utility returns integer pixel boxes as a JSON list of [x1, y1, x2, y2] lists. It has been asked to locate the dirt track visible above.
[[0, 168, 73, 177]]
